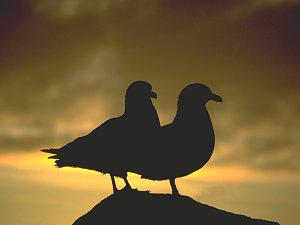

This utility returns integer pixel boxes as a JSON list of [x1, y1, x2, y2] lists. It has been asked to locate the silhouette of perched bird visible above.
[[41, 81, 160, 193], [129, 83, 222, 194]]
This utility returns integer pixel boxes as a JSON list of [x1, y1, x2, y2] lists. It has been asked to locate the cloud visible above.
[[212, 98, 300, 171], [0, 0, 299, 173]]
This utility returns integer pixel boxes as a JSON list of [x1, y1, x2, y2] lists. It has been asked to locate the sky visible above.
[[0, 0, 299, 225]]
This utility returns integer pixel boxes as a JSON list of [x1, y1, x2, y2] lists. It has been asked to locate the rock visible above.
[[73, 189, 280, 225]]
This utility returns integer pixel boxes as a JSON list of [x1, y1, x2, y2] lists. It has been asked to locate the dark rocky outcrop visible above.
[[73, 189, 280, 225]]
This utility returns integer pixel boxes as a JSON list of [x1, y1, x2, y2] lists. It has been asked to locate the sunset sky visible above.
[[0, 0, 300, 225]]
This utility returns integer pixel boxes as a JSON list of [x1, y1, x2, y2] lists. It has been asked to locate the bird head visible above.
[[125, 81, 157, 102], [178, 83, 222, 106]]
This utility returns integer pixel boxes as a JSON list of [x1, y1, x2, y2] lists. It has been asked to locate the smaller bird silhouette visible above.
[[129, 83, 222, 194], [41, 81, 160, 193]]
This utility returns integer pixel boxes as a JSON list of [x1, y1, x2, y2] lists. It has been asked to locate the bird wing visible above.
[[41, 116, 127, 171], [127, 122, 174, 179]]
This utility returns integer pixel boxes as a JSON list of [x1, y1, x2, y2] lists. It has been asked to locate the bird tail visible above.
[[41, 148, 58, 154], [41, 148, 85, 169], [40, 148, 61, 159], [54, 159, 65, 168], [41, 149, 65, 168]]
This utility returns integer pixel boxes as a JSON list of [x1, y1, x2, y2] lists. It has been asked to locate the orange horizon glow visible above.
[[1, 151, 298, 191]]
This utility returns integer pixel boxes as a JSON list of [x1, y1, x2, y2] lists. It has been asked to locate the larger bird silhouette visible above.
[[128, 83, 222, 194], [41, 81, 160, 193]]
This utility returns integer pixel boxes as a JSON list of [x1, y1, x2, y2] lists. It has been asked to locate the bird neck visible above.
[[124, 98, 157, 120], [124, 99, 160, 126], [174, 102, 209, 124]]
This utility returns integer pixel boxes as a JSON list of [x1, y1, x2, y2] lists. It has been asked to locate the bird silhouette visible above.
[[41, 81, 160, 193], [129, 83, 222, 194]]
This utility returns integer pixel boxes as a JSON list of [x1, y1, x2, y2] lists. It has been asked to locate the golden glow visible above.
[[1, 151, 298, 190]]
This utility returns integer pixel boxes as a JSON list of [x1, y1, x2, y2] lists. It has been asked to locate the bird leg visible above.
[[123, 176, 132, 190], [110, 174, 118, 194], [169, 178, 180, 195]]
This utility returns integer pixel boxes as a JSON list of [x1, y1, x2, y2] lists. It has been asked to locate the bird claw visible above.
[[121, 185, 134, 191]]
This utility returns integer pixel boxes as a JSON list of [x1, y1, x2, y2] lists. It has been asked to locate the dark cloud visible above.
[[160, 0, 240, 19], [232, 2, 300, 81]]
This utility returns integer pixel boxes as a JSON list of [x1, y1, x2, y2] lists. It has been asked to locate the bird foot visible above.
[[172, 190, 180, 195], [113, 188, 119, 194], [121, 185, 135, 192]]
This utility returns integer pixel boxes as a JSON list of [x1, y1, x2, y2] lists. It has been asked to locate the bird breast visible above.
[[178, 120, 214, 174], [163, 111, 215, 179]]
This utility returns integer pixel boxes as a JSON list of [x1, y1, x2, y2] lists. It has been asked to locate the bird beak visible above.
[[151, 91, 157, 99], [211, 93, 223, 103]]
